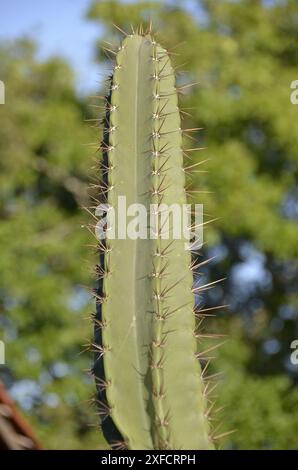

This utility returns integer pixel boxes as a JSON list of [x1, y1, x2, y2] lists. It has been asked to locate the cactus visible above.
[[92, 30, 215, 450]]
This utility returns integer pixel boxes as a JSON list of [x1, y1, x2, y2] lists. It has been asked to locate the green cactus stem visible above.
[[92, 31, 214, 450]]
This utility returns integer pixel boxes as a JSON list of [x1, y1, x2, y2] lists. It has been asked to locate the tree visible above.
[[86, 0, 298, 449], [0, 38, 105, 449], [0, 0, 297, 449]]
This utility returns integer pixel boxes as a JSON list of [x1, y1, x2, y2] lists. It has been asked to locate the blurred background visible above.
[[0, 0, 297, 449]]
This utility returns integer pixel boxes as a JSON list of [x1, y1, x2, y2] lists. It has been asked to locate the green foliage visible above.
[[88, 0, 298, 450], [94, 33, 212, 450], [88, 0, 298, 256], [215, 323, 298, 449], [0, 0, 297, 450], [0, 39, 105, 449]]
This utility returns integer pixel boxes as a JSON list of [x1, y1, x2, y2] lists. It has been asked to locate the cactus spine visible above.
[[93, 32, 214, 450]]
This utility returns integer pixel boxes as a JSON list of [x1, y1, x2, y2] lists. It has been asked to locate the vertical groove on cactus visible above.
[[93, 31, 214, 450]]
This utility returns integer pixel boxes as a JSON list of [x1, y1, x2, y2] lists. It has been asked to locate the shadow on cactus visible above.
[[89, 25, 225, 450]]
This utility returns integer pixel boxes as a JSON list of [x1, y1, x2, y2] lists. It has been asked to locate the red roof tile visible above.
[[0, 381, 42, 450]]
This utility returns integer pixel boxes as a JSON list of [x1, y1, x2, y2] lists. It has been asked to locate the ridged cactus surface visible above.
[[93, 33, 213, 450]]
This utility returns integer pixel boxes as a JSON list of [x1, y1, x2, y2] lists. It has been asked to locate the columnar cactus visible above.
[[92, 31, 215, 450]]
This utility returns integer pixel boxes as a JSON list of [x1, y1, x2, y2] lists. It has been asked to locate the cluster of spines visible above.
[[148, 40, 224, 450], [150, 42, 180, 450], [89, 78, 124, 447]]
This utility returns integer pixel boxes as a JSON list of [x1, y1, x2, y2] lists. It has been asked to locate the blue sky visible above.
[[0, 0, 102, 93], [0, 0, 208, 94]]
